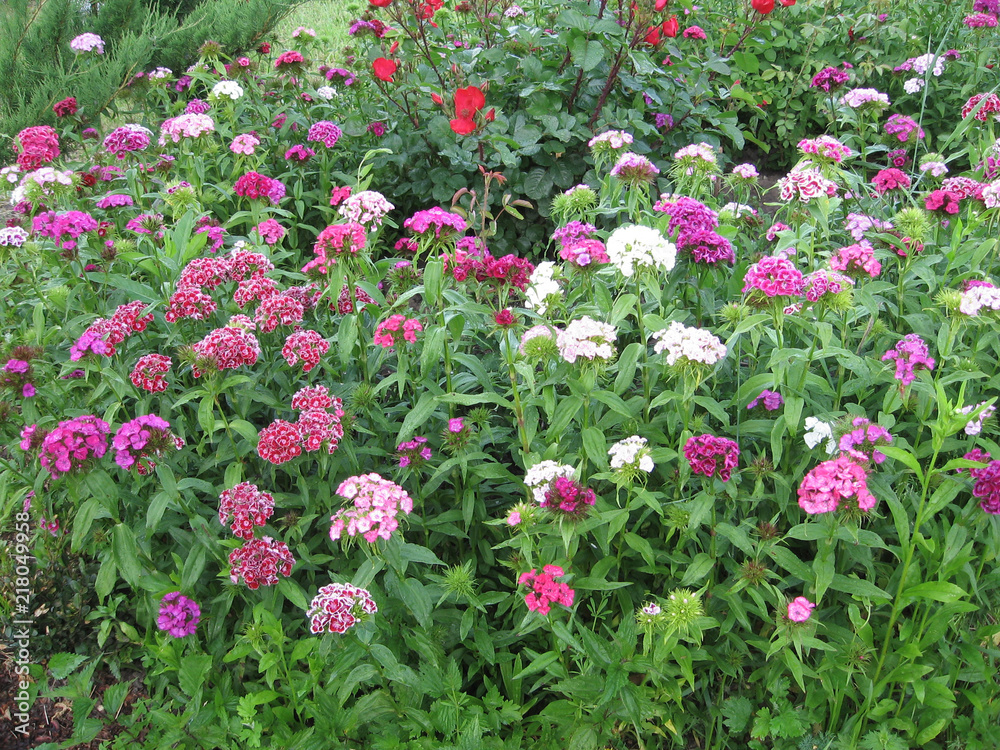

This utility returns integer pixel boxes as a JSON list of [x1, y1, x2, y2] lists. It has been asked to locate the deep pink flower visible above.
[[684, 434, 739, 481]]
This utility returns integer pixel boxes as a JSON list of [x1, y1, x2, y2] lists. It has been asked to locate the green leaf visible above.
[[901, 581, 968, 604], [111, 524, 142, 588], [722, 696, 753, 733], [277, 577, 310, 610], [181, 545, 207, 591], [398, 542, 446, 566], [102, 682, 131, 716], [71, 498, 109, 553], [581, 427, 606, 467], [512, 650, 560, 680], [399, 578, 433, 628], [830, 574, 891, 602], [878, 445, 923, 480], [568, 725, 599, 750], [95, 557, 117, 602], [48, 653, 87, 680], [178, 654, 213, 697], [397, 392, 439, 442], [680, 553, 714, 586]]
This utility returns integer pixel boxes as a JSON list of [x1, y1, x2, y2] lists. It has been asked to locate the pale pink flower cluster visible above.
[[844, 213, 893, 241], [70, 33, 104, 54], [829, 242, 881, 278], [588, 130, 633, 151], [230, 133, 260, 155], [840, 88, 890, 110], [674, 142, 717, 164], [557, 317, 616, 363], [797, 454, 876, 514], [731, 163, 759, 179], [158, 113, 216, 145], [307, 583, 377, 634], [650, 321, 726, 366], [524, 460, 575, 504], [778, 168, 839, 202], [959, 283, 1000, 316], [337, 190, 394, 229], [982, 180, 1000, 209], [798, 135, 853, 163], [330, 473, 414, 543]]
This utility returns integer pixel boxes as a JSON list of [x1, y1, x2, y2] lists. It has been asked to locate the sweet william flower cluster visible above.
[[330, 473, 414, 543]]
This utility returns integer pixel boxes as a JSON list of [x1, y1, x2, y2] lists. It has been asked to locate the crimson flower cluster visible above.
[[233, 171, 285, 204], [15, 126, 60, 170], [190, 325, 261, 377], [970, 460, 1000, 514], [684, 434, 740, 482], [257, 384, 346, 464], [282, 329, 329, 372], [219, 482, 275, 539], [229, 536, 295, 589], [307, 582, 377, 634], [167, 248, 275, 322]]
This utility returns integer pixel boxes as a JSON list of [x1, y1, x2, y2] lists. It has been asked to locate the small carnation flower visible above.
[[787, 596, 815, 622], [157, 592, 200, 637], [307, 583, 377, 634], [684, 434, 739, 482]]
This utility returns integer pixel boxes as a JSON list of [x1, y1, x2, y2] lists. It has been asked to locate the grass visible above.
[[273, 0, 361, 65]]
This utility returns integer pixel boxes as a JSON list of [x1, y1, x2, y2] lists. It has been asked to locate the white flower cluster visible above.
[[982, 180, 1000, 209], [606, 225, 676, 277], [910, 53, 945, 77], [650, 321, 727, 367], [524, 460, 575, 504], [315, 86, 338, 100], [803, 417, 837, 453], [525, 262, 562, 315], [608, 436, 654, 472], [211, 80, 245, 101], [959, 284, 1000, 316], [557, 316, 616, 364], [338, 190, 394, 229], [674, 142, 717, 164]]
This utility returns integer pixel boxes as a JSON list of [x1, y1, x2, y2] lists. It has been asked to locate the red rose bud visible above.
[[751, 0, 775, 13], [431, 92, 443, 104], [655, 0, 668, 10], [645, 26, 661, 45], [390, 40, 399, 54], [662, 16, 679, 36], [484, 108, 495, 121]]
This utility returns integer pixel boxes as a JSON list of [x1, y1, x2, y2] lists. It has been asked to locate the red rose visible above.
[[370, 0, 392, 5], [662, 16, 679, 37], [779, 0, 795, 4], [450, 118, 477, 135], [645, 26, 661, 45], [372, 57, 398, 82], [655, 0, 668, 10], [751, 0, 775, 13], [454, 85, 485, 120]]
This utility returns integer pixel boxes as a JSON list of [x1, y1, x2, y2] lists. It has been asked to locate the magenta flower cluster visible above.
[[397, 436, 432, 468], [157, 592, 200, 638], [970, 460, 1000, 514], [373, 315, 422, 348], [402, 207, 468, 238], [797, 455, 876, 514], [542, 476, 597, 518], [29, 415, 110, 478], [684, 434, 739, 482], [329, 473, 414, 543], [839, 416, 893, 465], [882, 334, 935, 387], [112, 414, 175, 471], [742, 256, 805, 299]]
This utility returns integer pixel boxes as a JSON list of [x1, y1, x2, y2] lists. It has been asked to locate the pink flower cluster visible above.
[[402, 207, 468, 238], [15, 126, 60, 170], [684, 434, 739, 482], [374, 315, 422, 348], [884, 114, 924, 143], [797, 454, 876, 514], [804, 269, 853, 303], [191, 325, 261, 377], [159, 113, 215, 145], [839, 416, 893, 465], [167, 248, 275, 322], [844, 213, 893, 241], [303, 222, 367, 277], [257, 385, 345, 464], [798, 135, 852, 163], [233, 171, 285, 204], [882, 334, 935, 387], [32, 210, 98, 251], [219, 482, 275, 539], [830, 243, 881, 279], [335, 284, 375, 314], [559, 239, 610, 267], [103, 125, 151, 159], [307, 120, 342, 148], [254, 293, 304, 333], [542, 476, 596, 518], [519, 565, 575, 615], [282, 330, 329, 372], [307, 582, 377, 634], [924, 189, 962, 214], [872, 168, 911, 195], [330, 473, 414, 543], [742, 256, 805, 299], [34, 415, 109, 478], [112, 414, 176, 471], [229, 536, 295, 589], [70, 301, 154, 361], [254, 219, 286, 245], [811, 65, 850, 92]]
